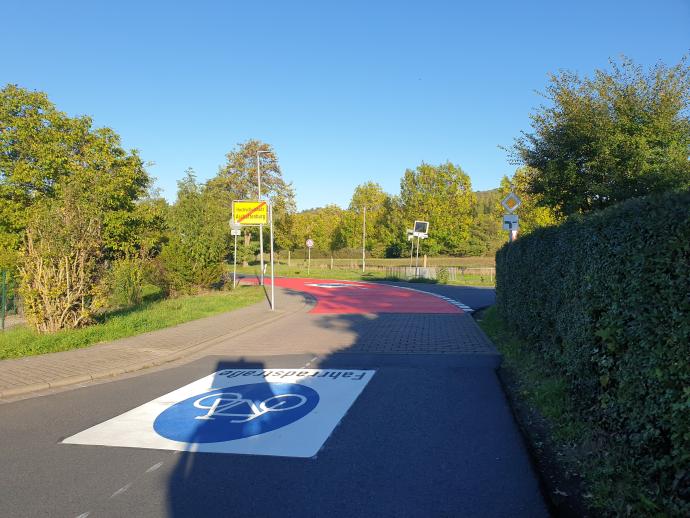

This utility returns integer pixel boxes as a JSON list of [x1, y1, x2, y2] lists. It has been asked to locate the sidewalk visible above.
[[0, 288, 311, 400]]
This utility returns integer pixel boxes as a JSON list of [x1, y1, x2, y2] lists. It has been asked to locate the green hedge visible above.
[[496, 190, 690, 515]]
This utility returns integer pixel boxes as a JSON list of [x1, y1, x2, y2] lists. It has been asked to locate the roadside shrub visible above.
[[495, 190, 690, 515], [19, 197, 106, 333], [159, 173, 229, 293], [436, 266, 449, 284], [105, 256, 146, 307]]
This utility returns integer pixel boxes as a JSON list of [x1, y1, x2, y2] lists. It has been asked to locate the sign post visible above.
[[412, 221, 429, 277], [230, 221, 242, 289], [407, 229, 414, 267], [1, 270, 6, 331], [501, 192, 522, 242], [232, 200, 269, 284], [232, 200, 273, 309], [306, 239, 314, 275]]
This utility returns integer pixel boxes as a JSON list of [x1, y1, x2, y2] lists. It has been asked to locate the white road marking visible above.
[[110, 483, 132, 499], [64, 368, 375, 458], [383, 284, 475, 312], [145, 462, 164, 473]]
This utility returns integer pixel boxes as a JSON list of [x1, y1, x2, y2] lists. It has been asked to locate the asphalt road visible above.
[[378, 281, 496, 311], [0, 282, 545, 518]]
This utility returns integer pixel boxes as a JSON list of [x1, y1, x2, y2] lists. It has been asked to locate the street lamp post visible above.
[[362, 206, 366, 273], [256, 150, 271, 285]]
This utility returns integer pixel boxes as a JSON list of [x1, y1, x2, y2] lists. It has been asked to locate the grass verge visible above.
[[476, 306, 592, 516], [0, 286, 264, 360], [235, 265, 495, 286]]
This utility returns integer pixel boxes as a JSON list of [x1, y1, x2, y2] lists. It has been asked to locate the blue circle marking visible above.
[[153, 382, 319, 443]]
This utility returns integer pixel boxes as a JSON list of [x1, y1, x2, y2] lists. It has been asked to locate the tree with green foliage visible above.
[[496, 168, 559, 235], [160, 170, 229, 292], [470, 188, 505, 255], [400, 162, 476, 255], [292, 205, 344, 253], [19, 183, 107, 333], [0, 84, 151, 268], [1, 85, 151, 331], [335, 182, 393, 257], [208, 139, 295, 262], [513, 57, 690, 216]]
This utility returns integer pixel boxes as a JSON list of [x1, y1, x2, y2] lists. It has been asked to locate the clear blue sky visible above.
[[3, 1, 688, 210]]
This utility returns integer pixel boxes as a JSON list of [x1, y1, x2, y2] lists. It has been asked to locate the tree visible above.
[[292, 205, 344, 254], [159, 170, 230, 292], [208, 139, 295, 262], [399, 162, 476, 255], [0, 84, 150, 268], [496, 169, 559, 235], [469, 188, 504, 255], [334, 182, 394, 257], [19, 184, 106, 333], [513, 57, 690, 215]]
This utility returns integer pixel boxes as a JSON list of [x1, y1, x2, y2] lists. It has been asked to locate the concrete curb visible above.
[[0, 292, 313, 400]]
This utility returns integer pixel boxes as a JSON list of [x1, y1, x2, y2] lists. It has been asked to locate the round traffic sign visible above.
[[306, 239, 314, 248]]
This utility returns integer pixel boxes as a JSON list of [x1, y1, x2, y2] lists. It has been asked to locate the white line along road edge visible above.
[[63, 369, 375, 458]]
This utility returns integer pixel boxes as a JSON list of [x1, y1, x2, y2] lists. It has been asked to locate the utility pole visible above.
[[1, 270, 6, 331], [269, 203, 275, 311], [415, 235, 421, 277], [256, 150, 270, 285], [362, 206, 366, 273]]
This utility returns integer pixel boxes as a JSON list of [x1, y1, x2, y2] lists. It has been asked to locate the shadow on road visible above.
[[163, 294, 547, 517]]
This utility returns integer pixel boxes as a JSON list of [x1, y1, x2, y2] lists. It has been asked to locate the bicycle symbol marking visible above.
[[153, 382, 320, 443], [193, 392, 308, 422]]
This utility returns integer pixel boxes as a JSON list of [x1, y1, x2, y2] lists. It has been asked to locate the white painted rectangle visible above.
[[63, 369, 375, 458]]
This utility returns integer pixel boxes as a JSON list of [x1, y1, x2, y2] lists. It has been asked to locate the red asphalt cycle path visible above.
[[241, 277, 462, 314]]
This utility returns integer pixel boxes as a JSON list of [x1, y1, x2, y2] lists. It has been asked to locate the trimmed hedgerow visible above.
[[496, 190, 690, 516]]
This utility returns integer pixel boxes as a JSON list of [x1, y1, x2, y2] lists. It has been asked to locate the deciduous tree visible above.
[[400, 162, 476, 255], [512, 57, 690, 215]]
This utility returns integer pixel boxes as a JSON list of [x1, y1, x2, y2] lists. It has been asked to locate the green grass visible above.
[[236, 265, 388, 281], [0, 286, 264, 360], [477, 306, 586, 442], [272, 255, 497, 268], [477, 307, 621, 513], [235, 265, 495, 286]]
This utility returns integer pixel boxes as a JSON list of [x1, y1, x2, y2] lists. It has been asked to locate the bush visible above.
[[105, 256, 149, 308], [19, 196, 106, 333], [159, 172, 229, 293], [496, 190, 690, 515]]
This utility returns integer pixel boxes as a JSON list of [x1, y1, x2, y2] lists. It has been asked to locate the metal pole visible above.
[[270, 203, 275, 311], [257, 151, 264, 286], [415, 236, 420, 277], [233, 233, 238, 289], [307, 247, 311, 275], [1, 270, 6, 331], [362, 206, 366, 273], [410, 239, 414, 267]]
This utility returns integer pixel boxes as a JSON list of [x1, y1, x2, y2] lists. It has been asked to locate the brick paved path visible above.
[[0, 281, 499, 400], [0, 289, 310, 399]]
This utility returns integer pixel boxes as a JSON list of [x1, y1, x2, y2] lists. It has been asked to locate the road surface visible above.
[[0, 279, 547, 517]]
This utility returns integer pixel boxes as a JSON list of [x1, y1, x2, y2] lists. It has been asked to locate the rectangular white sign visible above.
[[502, 214, 519, 231], [63, 369, 375, 458]]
